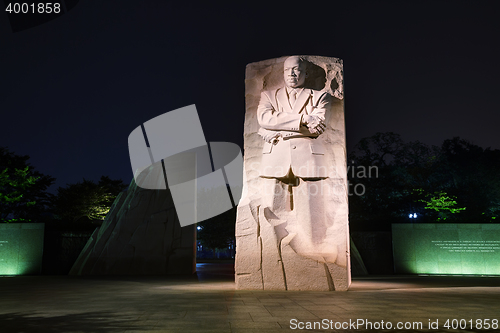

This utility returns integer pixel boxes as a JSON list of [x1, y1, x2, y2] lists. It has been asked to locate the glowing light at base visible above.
[[0, 223, 44, 276]]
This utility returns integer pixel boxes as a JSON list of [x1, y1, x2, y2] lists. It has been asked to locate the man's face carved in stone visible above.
[[284, 57, 307, 88]]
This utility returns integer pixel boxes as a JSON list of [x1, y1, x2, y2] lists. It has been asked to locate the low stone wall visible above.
[[0, 223, 45, 275], [42, 230, 93, 275]]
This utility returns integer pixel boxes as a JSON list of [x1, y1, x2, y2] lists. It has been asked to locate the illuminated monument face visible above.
[[235, 55, 350, 291], [283, 56, 307, 88], [393, 223, 500, 275]]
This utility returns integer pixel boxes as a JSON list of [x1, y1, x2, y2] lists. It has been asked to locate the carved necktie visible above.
[[289, 89, 297, 108]]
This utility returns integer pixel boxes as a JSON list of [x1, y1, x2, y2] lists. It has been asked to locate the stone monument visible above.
[[235, 55, 350, 291], [70, 160, 196, 276]]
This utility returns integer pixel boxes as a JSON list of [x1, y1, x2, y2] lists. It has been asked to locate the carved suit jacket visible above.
[[257, 86, 331, 178]]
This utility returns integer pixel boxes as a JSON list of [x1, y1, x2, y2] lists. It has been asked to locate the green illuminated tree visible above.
[[415, 189, 466, 221], [0, 167, 39, 222], [0, 147, 55, 223]]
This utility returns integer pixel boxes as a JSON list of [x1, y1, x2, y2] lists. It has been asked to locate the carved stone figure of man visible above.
[[257, 56, 334, 261]]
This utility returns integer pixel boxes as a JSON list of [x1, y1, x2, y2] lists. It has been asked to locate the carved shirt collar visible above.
[[286, 86, 304, 98]]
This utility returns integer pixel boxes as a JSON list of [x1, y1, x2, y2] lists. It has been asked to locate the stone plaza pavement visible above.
[[1, 263, 500, 333]]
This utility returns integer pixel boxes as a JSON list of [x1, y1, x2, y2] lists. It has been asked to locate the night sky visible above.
[[2, 1, 499, 193]]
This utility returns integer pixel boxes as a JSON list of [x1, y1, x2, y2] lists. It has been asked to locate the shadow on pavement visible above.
[[195, 262, 234, 282], [0, 311, 141, 333]]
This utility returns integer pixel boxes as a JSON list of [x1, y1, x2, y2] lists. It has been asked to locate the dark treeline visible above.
[[0, 147, 126, 230], [2, 131, 500, 235], [348, 132, 500, 231]]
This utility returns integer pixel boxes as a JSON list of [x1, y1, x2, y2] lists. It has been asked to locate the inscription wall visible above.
[[0, 223, 44, 275], [393, 223, 500, 275]]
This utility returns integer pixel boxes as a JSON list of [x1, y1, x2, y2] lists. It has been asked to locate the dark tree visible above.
[[53, 176, 127, 225], [435, 137, 500, 222], [196, 206, 236, 257], [348, 133, 500, 230], [349, 133, 437, 229], [195, 184, 237, 256]]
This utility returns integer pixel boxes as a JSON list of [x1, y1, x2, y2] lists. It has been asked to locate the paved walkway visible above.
[[1, 263, 500, 332]]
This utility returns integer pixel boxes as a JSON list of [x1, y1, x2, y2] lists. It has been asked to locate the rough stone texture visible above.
[[235, 55, 350, 290], [69, 163, 195, 275]]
